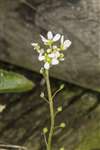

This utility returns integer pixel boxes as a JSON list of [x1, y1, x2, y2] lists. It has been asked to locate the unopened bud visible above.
[[43, 127, 48, 134], [40, 67, 44, 74], [60, 122, 66, 128], [60, 84, 65, 90], [57, 106, 62, 112], [60, 147, 65, 150], [40, 92, 44, 98]]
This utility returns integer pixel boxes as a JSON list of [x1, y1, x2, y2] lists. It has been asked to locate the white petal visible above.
[[49, 51, 60, 59], [64, 40, 72, 49], [61, 35, 64, 44], [51, 59, 59, 65], [48, 53, 55, 58], [44, 62, 50, 70], [53, 45, 57, 49], [40, 49, 44, 53], [31, 43, 38, 47], [47, 31, 53, 40], [53, 34, 61, 42], [55, 51, 60, 58], [40, 35, 48, 43], [38, 54, 45, 61]]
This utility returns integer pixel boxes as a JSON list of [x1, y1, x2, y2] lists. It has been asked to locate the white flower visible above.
[[55, 51, 60, 58], [63, 40, 72, 49], [40, 31, 61, 44], [51, 59, 59, 65], [38, 53, 45, 61], [38, 50, 45, 61], [48, 53, 55, 58], [48, 51, 60, 59], [61, 35, 72, 50], [44, 62, 50, 70], [31, 31, 72, 70], [47, 31, 61, 41]]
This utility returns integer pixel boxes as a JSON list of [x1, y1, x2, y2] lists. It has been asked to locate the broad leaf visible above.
[[0, 69, 34, 93]]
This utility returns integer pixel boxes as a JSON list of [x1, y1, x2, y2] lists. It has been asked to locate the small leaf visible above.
[[0, 69, 34, 93]]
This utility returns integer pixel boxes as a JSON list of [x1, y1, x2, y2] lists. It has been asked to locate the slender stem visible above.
[[45, 70, 55, 150], [41, 96, 49, 104], [0, 144, 27, 150], [52, 87, 63, 100], [43, 133, 48, 148]]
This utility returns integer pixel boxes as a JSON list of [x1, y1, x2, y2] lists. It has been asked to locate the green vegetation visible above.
[[0, 69, 34, 93]]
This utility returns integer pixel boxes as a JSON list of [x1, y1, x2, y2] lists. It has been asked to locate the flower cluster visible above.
[[31, 31, 71, 70]]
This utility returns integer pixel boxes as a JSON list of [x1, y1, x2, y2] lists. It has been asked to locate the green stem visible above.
[[45, 70, 55, 150]]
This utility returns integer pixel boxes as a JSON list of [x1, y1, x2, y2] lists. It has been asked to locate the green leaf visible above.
[[0, 69, 34, 93]]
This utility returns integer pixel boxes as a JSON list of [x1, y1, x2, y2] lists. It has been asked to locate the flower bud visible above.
[[57, 106, 62, 112], [43, 127, 48, 134], [60, 84, 65, 90], [40, 67, 44, 74], [0, 105, 6, 112], [47, 49, 52, 53], [60, 122, 66, 128], [40, 92, 44, 98], [60, 147, 65, 150]]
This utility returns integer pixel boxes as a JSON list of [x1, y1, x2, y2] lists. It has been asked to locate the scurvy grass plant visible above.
[[31, 31, 71, 150]]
